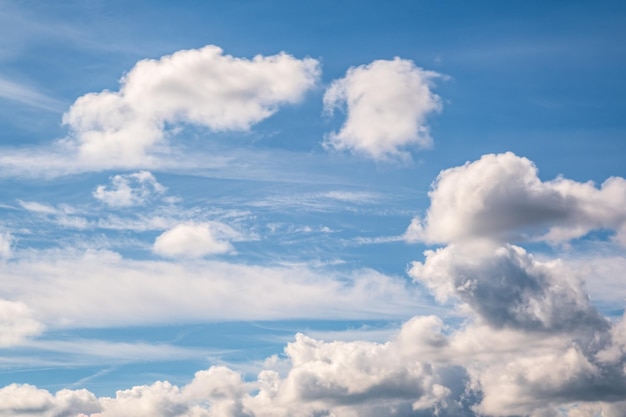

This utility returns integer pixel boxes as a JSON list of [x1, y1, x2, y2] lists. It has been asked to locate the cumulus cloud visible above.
[[407, 241, 626, 416], [0, 317, 466, 417], [0, 384, 99, 417], [323, 58, 442, 161], [93, 171, 166, 207], [1, 286, 626, 417], [405, 152, 626, 245], [153, 222, 237, 258], [408, 241, 608, 333], [61, 45, 320, 167]]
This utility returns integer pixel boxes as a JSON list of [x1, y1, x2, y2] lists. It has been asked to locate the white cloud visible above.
[[0, 76, 64, 112], [405, 239, 626, 416], [409, 240, 607, 333], [0, 384, 99, 417], [0, 232, 13, 259], [323, 58, 442, 161], [405, 152, 626, 245], [93, 171, 166, 207], [0, 317, 461, 417], [0, 299, 44, 346], [61, 45, 320, 167], [1, 303, 626, 416], [18, 200, 91, 229], [18, 200, 59, 214], [153, 222, 238, 258], [0, 248, 428, 328]]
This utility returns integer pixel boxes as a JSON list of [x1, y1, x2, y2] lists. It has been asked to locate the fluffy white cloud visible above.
[[405, 152, 626, 245], [0, 299, 44, 346], [153, 222, 238, 258], [93, 171, 166, 207], [0, 384, 99, 417], [62, 45, 320, 167], [323, 58, 442, 160]]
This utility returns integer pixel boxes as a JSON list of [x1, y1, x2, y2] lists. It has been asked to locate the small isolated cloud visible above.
[[61, 45, 320, 167], [323, 57, 442, 161], [93, 171, 166, 207], [153, 222, 238, 258], [0, 300, 44, 346], [405, 152, 626, 245]]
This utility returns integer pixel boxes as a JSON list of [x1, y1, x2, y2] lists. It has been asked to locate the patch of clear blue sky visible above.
[[0, 0, 625, 395]]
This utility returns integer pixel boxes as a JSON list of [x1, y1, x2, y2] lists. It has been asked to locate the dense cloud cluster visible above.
[[0, 38, 624, 416], [2, 153, 625, 416]]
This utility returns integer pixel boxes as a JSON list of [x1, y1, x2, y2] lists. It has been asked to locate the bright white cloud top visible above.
[[0, 2, 624, 417], [62, 45, 320, 167], [324, 58, 442, 160], [153, 222, 237, 257], [405, 152, 626, 245]]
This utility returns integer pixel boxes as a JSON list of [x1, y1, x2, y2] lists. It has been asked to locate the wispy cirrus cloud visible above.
[[0, 77, 64, 112]]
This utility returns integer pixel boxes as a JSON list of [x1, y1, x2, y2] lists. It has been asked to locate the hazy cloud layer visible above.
[[324, 58, 442, 161], [405, 152, 626, 245], [0, 248, 426, 328]]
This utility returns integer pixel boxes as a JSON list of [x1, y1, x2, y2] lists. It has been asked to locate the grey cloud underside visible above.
[[3, 240, 626, 416]]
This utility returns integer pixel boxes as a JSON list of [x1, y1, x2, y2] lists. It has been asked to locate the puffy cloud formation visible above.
[[0, 384, 99, 417], [4, 307, 626, 416], [153, 222, 237, 258], [93, 171, 166, 207], [408, 241, 607, 333], [323, 58, 442, 160], [405, 152, 626, 245], [62, 45, 320, 166], [0, 317, 467, 417], [405, 240, 626, 416], [0, 299, 44, 346]]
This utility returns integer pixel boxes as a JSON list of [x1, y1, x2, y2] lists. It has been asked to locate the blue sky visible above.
[[1, 1, 626, 416]]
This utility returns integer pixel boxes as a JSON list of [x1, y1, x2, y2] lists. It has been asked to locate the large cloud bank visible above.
[[2, 153, 626, 417]]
